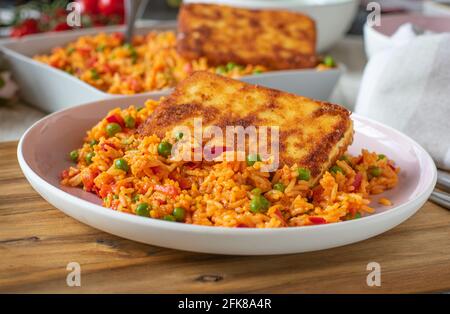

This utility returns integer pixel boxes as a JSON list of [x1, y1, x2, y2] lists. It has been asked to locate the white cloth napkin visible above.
[[355, 24, 450, 170]]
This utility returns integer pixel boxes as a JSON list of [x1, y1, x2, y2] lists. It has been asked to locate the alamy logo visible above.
[[366, 2, 381, 27], [169, 118, 280, 172], [366, 262, 381, 287], [66, 2, 81, 28], [66, 262, 81, 287]]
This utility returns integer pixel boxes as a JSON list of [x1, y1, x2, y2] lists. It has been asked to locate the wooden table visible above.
[[1, 141, 449, 293]]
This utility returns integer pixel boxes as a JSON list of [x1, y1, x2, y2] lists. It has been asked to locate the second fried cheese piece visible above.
[[177, 3, 318, 70]]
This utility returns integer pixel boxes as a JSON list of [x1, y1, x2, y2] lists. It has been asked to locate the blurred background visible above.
[[0, 0, 441, 38]]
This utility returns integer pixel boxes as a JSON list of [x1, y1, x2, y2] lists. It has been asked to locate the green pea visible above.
[[354, 212, 362, 219], [113, 194, 119, 200], [85, 152, 95, 165], [69, 150, 79, 162], [246, 154, 261, 166], [67, 47, 75, 55], [226, 62, 237, 71], [253, 69, 262, 74], [89, 139, 98, 147], [330, 165, 343, 174], [215, 65, 227, 75], [273, 182, 285, 192], [106, 123, 122, 137], [163, 215, 176, 222], [173, 207, 186, 222], [250, 195, 270, 213], [90, 69, 100, 80], [378, 154, 386, 160], [251, 188, 262, 196], [124, 115, 135, 128], [175, 131, 184, 141], [136, 203, 149, 217], [369, 167, 382, 177], [96, 44, 105, 52], [114, 158, 129, 172], [157, 141, 172, 158], [297, 168, 311, 181], [323, 56, 335, 67]]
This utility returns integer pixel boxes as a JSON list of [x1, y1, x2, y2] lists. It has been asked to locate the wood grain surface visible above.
[[0, 141, 449, 293]]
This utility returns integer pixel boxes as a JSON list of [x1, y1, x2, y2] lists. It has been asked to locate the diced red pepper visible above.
[[61, 169, 70, 179], [102, 64, 113, 73], [353, 172, 363, 190], [112, 32, 124, 42], [236, 223, 249, 228], [106, 114, 125, 128], [274, 209, 288, 227], [86, 56, 98, 67], [76, 47, 92, 56], [151, 166, 163, 175], [309, 216, 327, 225], [154, 184, 180, 197], [81, 170, 95, 192]]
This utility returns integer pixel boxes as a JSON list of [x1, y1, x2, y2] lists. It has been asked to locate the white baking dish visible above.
[[0, 21, 342, 112]]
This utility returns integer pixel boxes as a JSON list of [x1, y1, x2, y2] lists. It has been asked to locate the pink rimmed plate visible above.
[[17, 95, 437, 255]]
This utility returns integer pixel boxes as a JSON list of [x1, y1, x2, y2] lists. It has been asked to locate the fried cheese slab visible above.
[[177, 3, 317, 70], [138, 72, 353, 184]]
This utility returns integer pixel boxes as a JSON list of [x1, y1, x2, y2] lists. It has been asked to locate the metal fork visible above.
[[124, 0, 144, 44], [430, 170, 450, 210]]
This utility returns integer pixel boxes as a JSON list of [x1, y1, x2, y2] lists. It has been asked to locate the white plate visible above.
[[0, 21, 341, 112], [17, 95, 437, 255]]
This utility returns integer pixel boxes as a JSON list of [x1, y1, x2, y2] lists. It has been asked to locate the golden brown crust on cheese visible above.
[[177, 3, 317, 70], [138, 71, 353, 183]]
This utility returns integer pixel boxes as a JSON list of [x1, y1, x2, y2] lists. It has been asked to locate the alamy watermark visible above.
[[66, 261, 81, 287], [366, 2, 381, 27], [169, 118, 280, 172], [66, 2, 81, 28], [366, 262, 381, 287]]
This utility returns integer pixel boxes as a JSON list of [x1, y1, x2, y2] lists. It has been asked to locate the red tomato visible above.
[[309, 216, 327, 225], [53, 22, 71, 32], [352, 172, 363, 190], [154, 184, 180, 197], [11, 19, 39, 37], [274, 209, 288, 226], [98, 0, 125, 16], [76, 0, 99, 14]]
